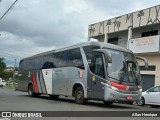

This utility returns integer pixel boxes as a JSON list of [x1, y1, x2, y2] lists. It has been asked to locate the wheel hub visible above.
[[77, 91, 83, 100]]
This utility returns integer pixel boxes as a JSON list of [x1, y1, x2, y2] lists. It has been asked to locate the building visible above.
[[88, 5, 160, 91], [4, 67, 14, 72]]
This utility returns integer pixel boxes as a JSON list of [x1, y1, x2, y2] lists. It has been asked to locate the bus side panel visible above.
[[52, 67, 68, 95], [66, 67, 87, 97], [30, 70, 47, 94], [35, 71, 42, 93], [51, 67, 87, 97]]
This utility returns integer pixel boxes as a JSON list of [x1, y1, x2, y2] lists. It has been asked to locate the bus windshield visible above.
[[106, 49, 141, 85]]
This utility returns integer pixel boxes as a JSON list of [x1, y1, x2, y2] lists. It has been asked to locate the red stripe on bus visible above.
[[32, 72, 39, 93], [41, 70, 48, 94]]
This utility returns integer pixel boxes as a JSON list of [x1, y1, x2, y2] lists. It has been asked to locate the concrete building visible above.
[[88, 5, 160, 91]]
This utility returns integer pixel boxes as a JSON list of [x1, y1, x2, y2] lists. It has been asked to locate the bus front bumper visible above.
[[104, 86, 141, 102]]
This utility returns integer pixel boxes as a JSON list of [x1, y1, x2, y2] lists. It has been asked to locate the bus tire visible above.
[[28, 84, 36, 97], [49, 95, 59, 99], [75, 86, 86, 104], [103, 101, 113, 106]]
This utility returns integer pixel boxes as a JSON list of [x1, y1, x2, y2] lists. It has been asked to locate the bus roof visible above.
[[20, 42, 133, 61]]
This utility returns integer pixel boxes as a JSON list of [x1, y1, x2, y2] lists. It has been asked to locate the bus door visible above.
[[89, 52, 105, 100]]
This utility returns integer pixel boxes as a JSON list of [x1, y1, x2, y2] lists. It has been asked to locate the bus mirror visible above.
[[105, 53, 112, 63], [92, 49, 112, 63], [136, 56, 148, 68]]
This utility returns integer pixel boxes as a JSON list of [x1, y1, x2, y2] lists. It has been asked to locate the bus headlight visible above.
[[138, 86, 142, 92], [110, 86, 119, 91]]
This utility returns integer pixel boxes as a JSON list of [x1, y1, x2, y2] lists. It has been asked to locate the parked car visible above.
[[137, 86, 160, 108], [0, 79, 6, 87]]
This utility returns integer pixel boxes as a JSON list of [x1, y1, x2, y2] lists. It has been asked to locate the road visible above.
[[0, 87, 160, 120]]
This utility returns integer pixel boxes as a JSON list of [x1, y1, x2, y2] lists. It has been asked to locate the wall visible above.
[[108, 30, 128, 48], [88, 5, 160, 38], [133, 24, 160, 39], [137, 54, 160, 85]]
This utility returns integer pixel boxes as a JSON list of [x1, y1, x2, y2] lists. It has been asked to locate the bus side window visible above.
[[83, 46, 100, 64], [67, 48, 84, 69], [91, 54, 105, 78], [54, 52, 67, 68], [25, 59, 34, 71], [40, 54, 55, 69], [19, 60, 26, 71], [42, 62, 55, 69]]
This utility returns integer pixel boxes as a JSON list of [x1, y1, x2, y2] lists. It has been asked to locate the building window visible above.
[[141, 30, 158, 37], [108, 37, 118, 45], [139, 65, 156, 71]]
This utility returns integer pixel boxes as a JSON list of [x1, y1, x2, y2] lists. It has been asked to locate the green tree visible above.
[[0, 57, 6, 78]]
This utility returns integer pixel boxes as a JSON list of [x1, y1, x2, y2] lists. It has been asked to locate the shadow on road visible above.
[[18, 94, 138, 109]]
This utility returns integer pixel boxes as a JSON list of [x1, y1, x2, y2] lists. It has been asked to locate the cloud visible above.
[[0, 0, 160, 66]]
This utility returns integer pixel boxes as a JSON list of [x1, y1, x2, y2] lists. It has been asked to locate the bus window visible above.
[[42, 55, 55, 69], [25, 59, 34, 70], [67, 48, 84, 69], [90, 54, 105, 78], [42, 62, 55, 69], [33, 57, 43, 70], [54, 52, 67, 67], [19, 60, 26, 71], [83, 46, 100, 63]]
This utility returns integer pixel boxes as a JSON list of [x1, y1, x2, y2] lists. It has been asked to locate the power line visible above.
[[0, 0, 18, 21]]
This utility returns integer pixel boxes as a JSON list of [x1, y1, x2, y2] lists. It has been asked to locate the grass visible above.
[[5, 79, 17, 90]]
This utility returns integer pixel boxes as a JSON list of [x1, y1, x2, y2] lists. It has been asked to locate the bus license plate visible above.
[[126, 96, 133, 100]]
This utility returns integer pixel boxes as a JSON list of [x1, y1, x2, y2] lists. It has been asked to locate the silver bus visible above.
[[17, 42, 148, 105]]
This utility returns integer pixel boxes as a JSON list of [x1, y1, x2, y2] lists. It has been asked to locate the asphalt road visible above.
[[0, 87, 160, 120]]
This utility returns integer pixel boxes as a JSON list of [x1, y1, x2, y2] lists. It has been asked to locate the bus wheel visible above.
[[28, 84, 35, 97], [75, 86, 86, 104], [103, 101, 113, 106], [49, 95, 59, 99]]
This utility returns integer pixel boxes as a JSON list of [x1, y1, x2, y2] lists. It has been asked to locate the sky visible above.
[[0, 0, 160, 67]]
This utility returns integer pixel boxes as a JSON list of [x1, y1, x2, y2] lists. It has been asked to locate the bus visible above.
[[17, 42, 148, 105]]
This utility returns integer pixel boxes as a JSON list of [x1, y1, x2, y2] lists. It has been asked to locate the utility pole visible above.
[[13, 59, 16, 80]]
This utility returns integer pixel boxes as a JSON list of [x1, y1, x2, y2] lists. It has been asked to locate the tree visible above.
[[1, 71, 13, 80], [0, 57, 6, 78]]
